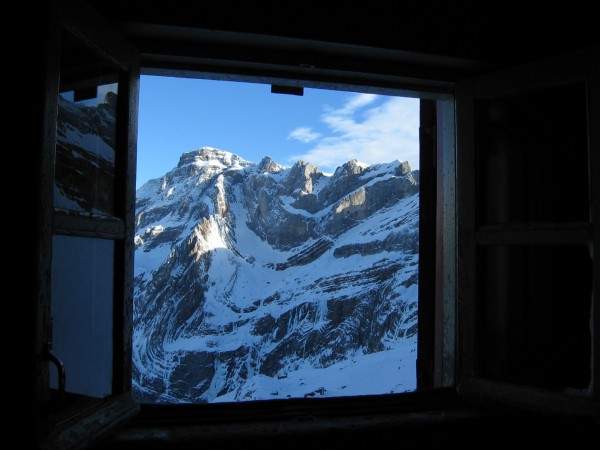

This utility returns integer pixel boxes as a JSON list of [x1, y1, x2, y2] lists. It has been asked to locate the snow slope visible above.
[[133, 147, 419, 403]]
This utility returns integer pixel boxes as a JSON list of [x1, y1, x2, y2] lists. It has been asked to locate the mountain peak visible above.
[[396, 160, 412, 176], [332, 158, 369, 178], [177, 147, 252, 170], [258, 156, 285, 173]]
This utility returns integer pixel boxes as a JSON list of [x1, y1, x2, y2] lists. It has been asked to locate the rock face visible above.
[[133, 147, 419, 403]]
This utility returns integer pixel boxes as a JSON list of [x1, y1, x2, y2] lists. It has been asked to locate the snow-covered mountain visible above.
[[133, 147, 419, 403]]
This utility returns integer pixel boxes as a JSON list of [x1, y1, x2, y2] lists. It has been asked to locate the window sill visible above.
[[97, 388, 478, 446], [90, 387, 599, 448]]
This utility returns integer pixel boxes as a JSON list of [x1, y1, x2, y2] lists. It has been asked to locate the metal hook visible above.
[[45, 342, 66, 396]]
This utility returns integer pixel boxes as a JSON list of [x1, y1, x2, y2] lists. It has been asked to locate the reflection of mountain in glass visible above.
[[54, 88, 118, 216]]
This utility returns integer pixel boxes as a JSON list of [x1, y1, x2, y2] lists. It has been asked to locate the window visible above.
[[132, 78, 425, 403], [33, 2, 598, 448], [50, 31, 121, 397], [475, 83, 591, 392], [35, 5, 456, 445], [456, 48, 600, 413], [34, 3, 140, 448]]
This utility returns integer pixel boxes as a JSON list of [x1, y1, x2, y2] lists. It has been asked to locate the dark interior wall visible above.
[[87, 1, 600, 66], [28, 4, 61, 443]]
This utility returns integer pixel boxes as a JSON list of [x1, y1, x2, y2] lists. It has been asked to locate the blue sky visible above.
[[137, 76, 420, 188]]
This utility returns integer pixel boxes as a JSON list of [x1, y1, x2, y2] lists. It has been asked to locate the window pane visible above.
[[50, 235, 113, 398], [54, 31, 119, 216], [476, 82, 589, 225], [478, 244, 592, 392]]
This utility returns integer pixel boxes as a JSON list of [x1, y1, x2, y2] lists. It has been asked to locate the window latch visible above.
[[44, 321, 66, 396]]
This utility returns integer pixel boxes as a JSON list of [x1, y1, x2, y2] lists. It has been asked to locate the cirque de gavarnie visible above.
[[132, 147, 419, 403]]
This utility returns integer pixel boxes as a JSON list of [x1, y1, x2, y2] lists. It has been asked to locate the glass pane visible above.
[[476, 82, 589, 225], [50, 235, 113, 398], [478, 244, 592, 392], [54, 30, 119, 216]]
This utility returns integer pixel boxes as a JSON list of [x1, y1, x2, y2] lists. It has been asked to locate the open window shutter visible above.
[[455, 45, 600, 418], [35, 1, 140, 448]]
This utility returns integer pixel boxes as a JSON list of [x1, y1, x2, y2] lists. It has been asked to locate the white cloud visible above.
[[333, 93, 378, 115], [289, 94, 420, 172], [288, 127, 321, 143]]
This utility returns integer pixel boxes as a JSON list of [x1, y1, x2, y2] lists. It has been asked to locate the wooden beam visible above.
[[437, 98, 457, 388], [113, 51, 140, 395], [417, 99, 437, 389], [455, 81, 478, 380], [34, 1, 62, 443], [40, 394, 139, 450], [475, 223, 592, 246], [458, 378, 600, 421], [52, 213, 125, 240], [587, 44, 600, 402], [62, 0, 136, 71]]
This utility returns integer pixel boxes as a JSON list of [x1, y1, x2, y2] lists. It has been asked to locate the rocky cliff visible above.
[[133, 147, 419, 403]]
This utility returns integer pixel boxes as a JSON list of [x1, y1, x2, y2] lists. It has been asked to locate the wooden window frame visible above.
[[36, 9, 460, 445], [101, 80, 459, 441], [455, 45, 600, 418], [35, 1, 140, 448], [33, 2, 600, 446]]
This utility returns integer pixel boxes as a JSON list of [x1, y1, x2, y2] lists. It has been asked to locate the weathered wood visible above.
[[437, 98, 456, 388], [52, 213, 125, 240], [587, 44, 600, 402], [110, 408, 481, 444], [62, 0, 136, 72], [126, 387, 459, 425], [455, 47, 599, 410], [127, 21, 478, 92], [38, 2, 141, 449], [458, 378, 600, 421], [417, 99, 437, 389], [475, 222, 592, 246], [454, 81, 478, 380], [40, 394, 139, 450], [144, 65, 450, 100], [463, 48, 588, 99], [142, 60, 456, 98], [113, 50, 140, 395], [35, 1, 62, 443]]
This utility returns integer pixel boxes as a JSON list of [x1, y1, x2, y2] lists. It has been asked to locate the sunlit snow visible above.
[[133, 148, 419, 403]]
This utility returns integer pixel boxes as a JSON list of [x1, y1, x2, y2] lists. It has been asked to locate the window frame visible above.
[[120, 87, 459, 438], [35, 1, 140, 448], [128, 75, 456, 400], [123, 44, 600, 425], [37, 11, 460, 445], [34, 2, 600, 445], [455, 45, 600, 415]]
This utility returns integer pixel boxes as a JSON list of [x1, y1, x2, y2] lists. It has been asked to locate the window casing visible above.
[[455, 46, 600, 413], [33, 2, 599, 446], [35, 2, 140, 448]]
